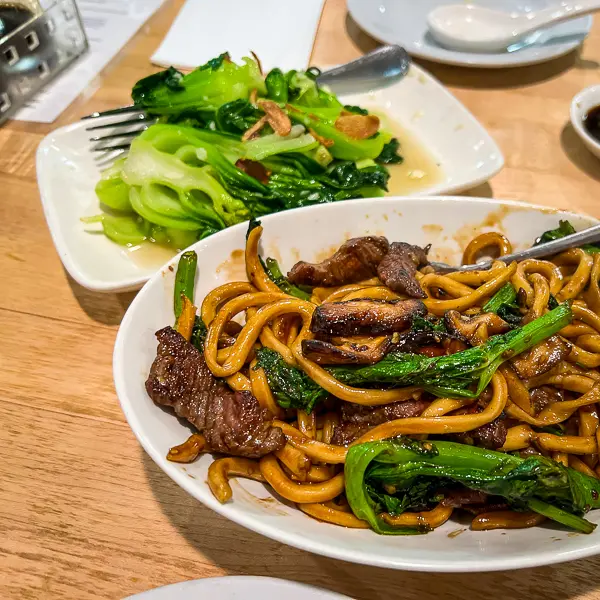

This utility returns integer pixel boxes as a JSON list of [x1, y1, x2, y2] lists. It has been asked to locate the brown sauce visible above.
[[584, 105, 600, 143]]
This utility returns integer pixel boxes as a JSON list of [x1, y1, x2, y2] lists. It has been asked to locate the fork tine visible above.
[[89, 126, 150, 142], [95, 149, 127, 166], [92, 142, 133, 152], [85, 114, 153, 131], [82, 105, 141, 119]]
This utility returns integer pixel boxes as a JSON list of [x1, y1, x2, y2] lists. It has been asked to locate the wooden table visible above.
[[3, 0, 600, 598]]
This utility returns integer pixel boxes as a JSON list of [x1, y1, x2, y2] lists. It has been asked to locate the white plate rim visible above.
[[346, 0, 592, 69], [124, 576, 352, 600], [36, 63, 504, 293], [35, 132, 152, 294], [113, 195, 600, 573]]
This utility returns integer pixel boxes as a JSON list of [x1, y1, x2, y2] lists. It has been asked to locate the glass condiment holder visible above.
[[0, 0, 88, 125]]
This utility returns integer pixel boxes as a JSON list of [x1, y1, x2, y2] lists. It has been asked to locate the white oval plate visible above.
[[125, 576, 351, 600], [36, 63, 503, 293], [114, 196, 599, 573], [348, 0, 592, 69]]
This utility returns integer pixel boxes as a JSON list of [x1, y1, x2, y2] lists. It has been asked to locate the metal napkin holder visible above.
[[0, 0, 88, 125]]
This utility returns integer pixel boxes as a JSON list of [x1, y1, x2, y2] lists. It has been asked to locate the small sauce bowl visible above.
[[570, 84, 600, 159]]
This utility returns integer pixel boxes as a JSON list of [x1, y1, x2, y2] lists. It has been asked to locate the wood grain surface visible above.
[[3, 0, 600, 598]]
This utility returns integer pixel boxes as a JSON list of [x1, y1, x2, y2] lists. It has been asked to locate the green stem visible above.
[[174, 251, 197, 319], [528, 499, 596, 534]]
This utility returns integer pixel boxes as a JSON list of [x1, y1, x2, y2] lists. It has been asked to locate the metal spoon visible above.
[[429, 222, 600, 273], [427, 1, 600, 53], [317, 45, 411, 93]]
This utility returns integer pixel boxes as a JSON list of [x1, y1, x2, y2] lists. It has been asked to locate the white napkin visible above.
[[151, 0, 325, 72]]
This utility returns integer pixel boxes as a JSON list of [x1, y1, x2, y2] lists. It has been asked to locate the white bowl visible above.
[[36, 63, 503, 293], [570, 85, 600, 160], [113, 196, 599, 573]]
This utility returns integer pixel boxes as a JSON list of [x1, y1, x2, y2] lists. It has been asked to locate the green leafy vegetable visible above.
[[535, 219, 600, 254], [93, 55, 399, 250], [329, 303, 573, 398], [288, 104, 390, 160], [410, 315, 447, 333], [94, 158, 133, 212], [376, 138, 403, 165], [548, 294, 559, 310], [174, 250, 197, 319], [190, 316, 207, 351], [343, 105, 369, 115], [265, 68, 288, 102], [482, 282, 522, 326], [255, 348, 328, 412], [81, 213, 148, 246], [482, 282, 517, 313], [215, 99, 262, 134], [265, 257, 311, 300], [132, 54, 265, 115], [345, 438, 600, 535]]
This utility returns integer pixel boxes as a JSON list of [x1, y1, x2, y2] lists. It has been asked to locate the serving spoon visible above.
[[429, 222, 600, 273], [317, 45, 411, 91], [427, 1, 600, 53]]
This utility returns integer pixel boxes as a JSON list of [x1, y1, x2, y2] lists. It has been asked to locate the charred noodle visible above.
[[146, 218, 600, 536]]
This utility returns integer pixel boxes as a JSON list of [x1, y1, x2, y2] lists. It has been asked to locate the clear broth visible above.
[[125, 243, 177, 269], [376, 112, 445, 195]]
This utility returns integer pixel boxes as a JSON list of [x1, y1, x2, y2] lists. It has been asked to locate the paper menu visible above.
[[15, 0, 165, 123], [150, 0, 325, 73]]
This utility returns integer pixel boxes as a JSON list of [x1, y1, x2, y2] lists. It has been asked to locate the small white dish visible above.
[[125, 576, 351, 600], [570, 84, 600, 159], [348, 0, 593, 68], [36, 63, 503, 293], [114, 196, 600, 573]]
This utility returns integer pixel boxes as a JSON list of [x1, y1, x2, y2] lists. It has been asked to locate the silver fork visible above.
[[429, 222, 600, 273], [82, 45, 411, 161], [84, 110, 157, 164]]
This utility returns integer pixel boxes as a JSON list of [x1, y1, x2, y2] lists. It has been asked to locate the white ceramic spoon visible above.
[[428, 1, 600, 52]]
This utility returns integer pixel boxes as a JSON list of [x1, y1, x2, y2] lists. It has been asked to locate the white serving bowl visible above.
[[114, 196, 599, 573], [570, 85, 600, 159]]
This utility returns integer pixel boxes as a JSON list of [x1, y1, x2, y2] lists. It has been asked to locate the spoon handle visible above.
[[432, 221, 600, 273], [317, 45, 411, 87], [497, 222, 600, 264], [527, 0, 600, 30]]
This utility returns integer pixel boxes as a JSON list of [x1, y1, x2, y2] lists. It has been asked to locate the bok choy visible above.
[[86, 54, 404, 251]]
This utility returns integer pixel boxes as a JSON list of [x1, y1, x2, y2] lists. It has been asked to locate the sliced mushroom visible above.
[[510, 335, 571, 379], [257, 99, 292, 136], [310, 298, 427, 336], [301, 335, 391, 365], [334, 114, 380, 140], [444, 310, 512, 345]]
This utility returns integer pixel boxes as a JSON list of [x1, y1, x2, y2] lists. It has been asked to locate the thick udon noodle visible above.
[[190, 226, 600, 532]]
